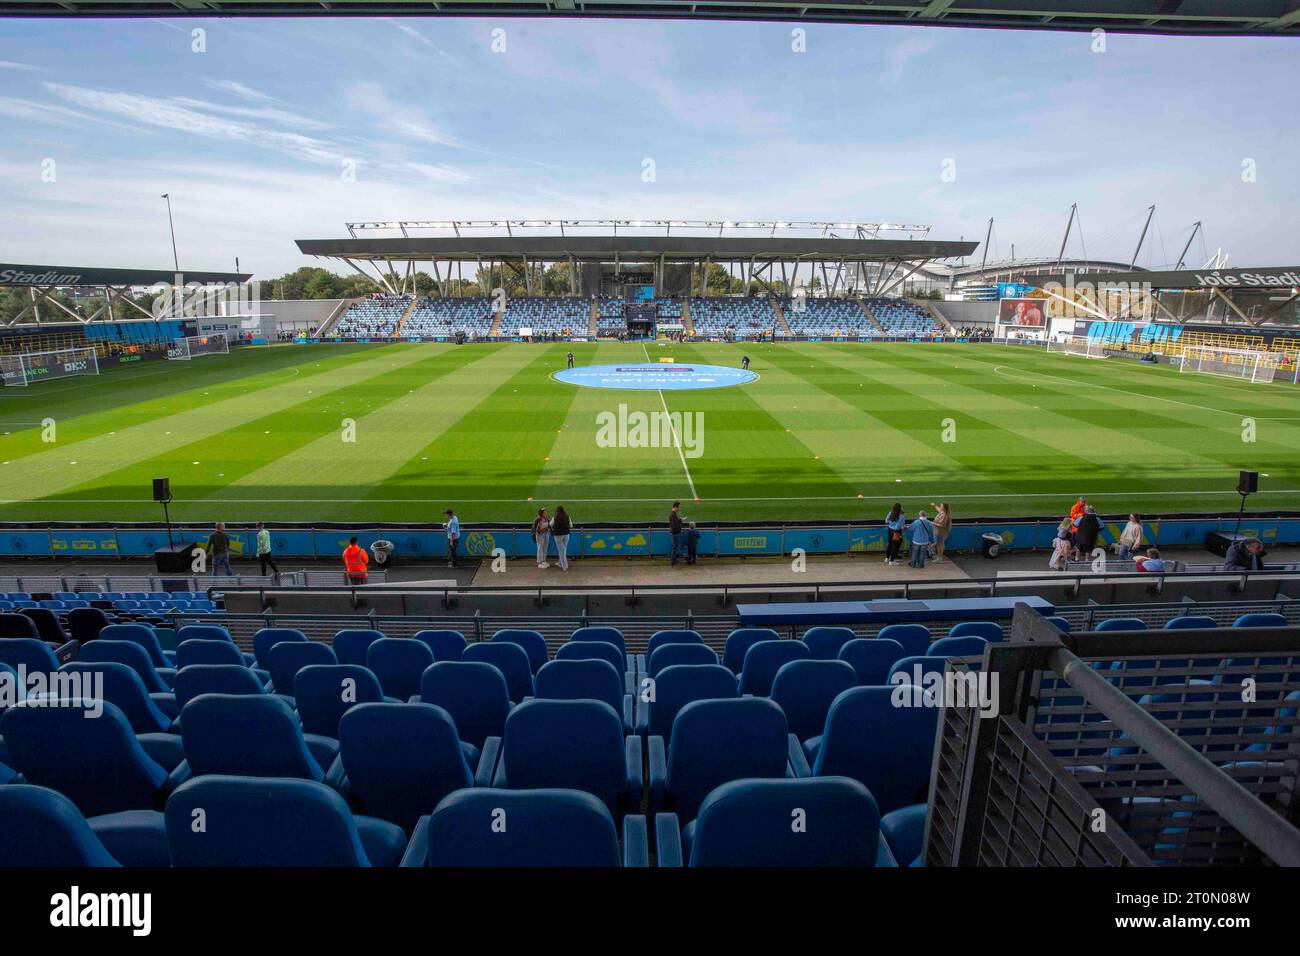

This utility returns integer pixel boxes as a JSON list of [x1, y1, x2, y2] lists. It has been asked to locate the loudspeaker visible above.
[[153, 477, 172, 502], [154, 542, 194, 573], [1237, 470, 1259, 495]]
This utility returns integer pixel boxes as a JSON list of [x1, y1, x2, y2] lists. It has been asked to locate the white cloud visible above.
[[0, 60, 42, 72], [204, 79, 275, 102]]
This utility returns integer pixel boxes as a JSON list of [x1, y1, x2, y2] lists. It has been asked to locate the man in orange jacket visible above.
[[343, 536, 368, 584], [1069, 496, 1088, 522]]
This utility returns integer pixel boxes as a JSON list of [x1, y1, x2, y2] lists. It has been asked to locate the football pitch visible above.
[[1, 340, 1297, 526]]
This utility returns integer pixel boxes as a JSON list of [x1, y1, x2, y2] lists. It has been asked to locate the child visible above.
[[685, 521, 701, 565]]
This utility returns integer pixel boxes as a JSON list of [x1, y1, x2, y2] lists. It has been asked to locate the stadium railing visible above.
[[925, 604, 1300, 866], [0, 570, 386, 595]]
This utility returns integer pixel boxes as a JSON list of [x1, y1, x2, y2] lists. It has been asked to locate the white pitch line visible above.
[[641, 341, 699, 500]]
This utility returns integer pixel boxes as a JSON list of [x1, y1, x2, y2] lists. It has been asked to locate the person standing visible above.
[[566, 350, 575, 369], [741, 355, 750, 370], [255, 522, 279, 578], [1069, 496, 1088, 522], [1073, 506, 1103, 558], [531, 508, 551, 568], [1115, 514, 1144, 561], [208, 522, 233, 577], [930, 502, 952, 563], [342, 536, 368, 585], [444, 509, 461, 568], [884, 503, 906, 566], [907, 510, 935, 569], [685, 521, 700, 565], [551, 505, 572, 572], [668, 501, 684, 565]]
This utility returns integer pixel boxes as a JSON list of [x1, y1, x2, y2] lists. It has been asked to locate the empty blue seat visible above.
[[403, 788, 645, 867], [0, 699, 170, 816], [413, 629, 467, 662], [635, 663, 738, 739], [180, 694, 329, 782], [803, 686, 938, 814], [887, 655, 953, 686], [534, 658, 630, 727], [648, 642, 718, 678], [876, 624, 931, 658], [722, 628, 780, 673], [1095, 618, 1147, 632], [66, 607, 111, 644], [492, 628, 548, 674], [172, 665, 268, 709], [332, 629, 385, 667], [770, 659, 857, 740], [738, 640, 810, 696], [555, 639, 627, 679], [81, 639, 175, 693], [0, 784, 169, 867], [166, 775, 406, 867], [253, 627, 309, 667], [176, 639, 247, 668], [646, 630, 704, 662], [0, 636, 59, 671], [336, 702, 477, 833], [14, 610, 62, 644], [658, 777, 894, 867], [802, 626, 856, 661], [294, 664, 388, 738], [367, 638, 434, 701], [928, 635, 989, 659], [417, 661, 512, 749], [837, 638, 907, 686], [1164, 616, 1219, 630], [569, 626, 628, 669], [652, 697, 790, 822], [266, 640, 337, 696], [58, 661, 174, 736], [178, 624, 255, 666], [947, 621, 1005, 643], [1043, 616, 1072, 632], [463, 641, 533, 703], [1234, 613, 1288, 628]]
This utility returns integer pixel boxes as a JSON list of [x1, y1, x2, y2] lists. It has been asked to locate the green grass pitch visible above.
[[1, 340, 1297, 525]]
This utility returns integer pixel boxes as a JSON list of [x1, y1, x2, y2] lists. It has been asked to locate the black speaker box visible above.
[[152, 477, 172, 502], [1237, 470, 1258, 495]]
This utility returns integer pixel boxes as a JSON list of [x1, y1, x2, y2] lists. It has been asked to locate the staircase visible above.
[[856, 299, 886, 334], [682, 300, 695, 337], [769, 296, 792, 336], [394, 296, 420, 336], [316, 298, 359, 337], [488, 306, 504, 338], [912, 298, 955, 335], [588, 300, 599, 338]]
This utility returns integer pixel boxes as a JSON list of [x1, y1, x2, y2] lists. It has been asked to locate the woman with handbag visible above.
[[884, 503, 906, 566], [531, 508, 552, 568]]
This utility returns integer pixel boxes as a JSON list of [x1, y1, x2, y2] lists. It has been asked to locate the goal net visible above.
[[167, 332, 230, 361], [1178, 344, 1281, 384], [1046, 335, 1107, 359], [1, 347, 100, 387]]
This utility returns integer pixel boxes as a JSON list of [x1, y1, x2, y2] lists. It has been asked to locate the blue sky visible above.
[[0, 17, 1296, 277]]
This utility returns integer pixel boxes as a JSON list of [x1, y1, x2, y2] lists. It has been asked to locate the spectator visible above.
[[208, 522, 233, 577], [1115, 514, 1144, 561], [1224, 537, 1267, 572], [884, 503, 906, 566], [531, 508, 551, 569], [930, 502, 952, 563], [907, 510, 935, 569], [668, 501, 684, 566], [255, 521, 279, 578], [444, 509, 460, 569], [1073, 506, 1103, 559], [1049, 525, 1073, 571], [685, 521, 700, 565], [343, 536, 368, 585], [1069, 496, 1088, 522], [1135, 548, 1165, 573], [551, 505, 572, 572]]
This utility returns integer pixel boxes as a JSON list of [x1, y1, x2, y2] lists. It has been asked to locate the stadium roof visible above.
[[3, 0, 1298, 35], [295, 235, 978, 263], [0, 263, 252, 288]]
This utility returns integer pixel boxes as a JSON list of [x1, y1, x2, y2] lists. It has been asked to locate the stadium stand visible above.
[[402, 296, 494, 338], [866, 297, 937, 335], [688, 297, 776, 337], [780, 297, 874, 336], [334, 294, 412, 338]]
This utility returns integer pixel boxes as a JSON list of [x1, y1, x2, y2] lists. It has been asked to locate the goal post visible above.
[[1, 346, 100, 387], [1046, 335, 1107, 359], [167, 332, 229, 361], [1178, 344, 1281, 384]]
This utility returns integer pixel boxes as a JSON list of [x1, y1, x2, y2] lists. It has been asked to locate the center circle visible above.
[[553, 362, 758, 391]]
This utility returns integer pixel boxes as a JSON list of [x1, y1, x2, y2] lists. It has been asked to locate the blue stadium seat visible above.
[[403, 788, 646, 867], [179, 694, 332, 783], [172, 664, 270, 710], [492, 628, 549, 674], [876, 623, 931, 658], [367, 637, 435, 701], [738, 640, 809, 696], [413, 629, 467, 662], [0, 636, 59, 671], [463, 641, 534, 703], [555, 640, 628, 685], [928, 635, 989, 659], [1164, 616, 1219, 630], [1234, 613, 1288, 628], [648, 642, 718, 678], [81, 639, 175, 694], [650, 697, 790, 821], [335, 702, 478, 833], [635, 663, 738, 739], [802, 626, 857, 661], [66, 607, 111, 644], [332, 629, 385, 667], [175, 638, 247, 668], [494, 699, 641, 815], [1043, 616, 1072, 632], [722, 628, 780, 673], [838, 638, 907, 686], [569, 626, 628, 669], [769, 659, 857, 740], [647, 630, 705, 664], [0, 784, 169, 868], [534, 658, 632, 730], [948, 621, 1005, 643], [265, 640, 337, 696], [294, 664, 389, 738], [166, 775, 406, 867], [657, 777, 895, 868], [253, 627, 309, 667], [888, 655, 954, 685], [416, 661, 512, 749], [1095, 618, 1147, 632], [880, 803, 928, 867], [800, 686, 938, 814], [0, 699, 171, 816], [178, 624, 256, 667], [58, 660, 175, 737], [19, 608, 65, 643]]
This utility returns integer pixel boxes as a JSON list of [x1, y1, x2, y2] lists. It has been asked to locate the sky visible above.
[[0, 17, 1297, 278]]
